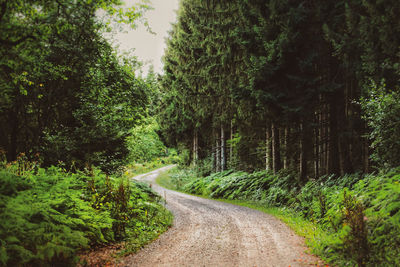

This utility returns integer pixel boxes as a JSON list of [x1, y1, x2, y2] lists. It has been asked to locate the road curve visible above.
[[119, 166, 324, 267]]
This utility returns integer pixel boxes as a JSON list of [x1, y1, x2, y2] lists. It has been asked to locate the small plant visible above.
[[341, 191, 369, 266], [0, 159, 172, 266]]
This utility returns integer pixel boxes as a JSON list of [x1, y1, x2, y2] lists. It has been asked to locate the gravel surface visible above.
[[119, 166, 324, 267]]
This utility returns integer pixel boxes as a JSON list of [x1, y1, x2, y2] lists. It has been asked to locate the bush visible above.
[[127, 118, 167, 163], [0, 162, 172, 266], [360, 80, 400, 168]]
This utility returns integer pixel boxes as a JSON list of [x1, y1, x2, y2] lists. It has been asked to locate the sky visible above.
[[111, 0, 180, 75]]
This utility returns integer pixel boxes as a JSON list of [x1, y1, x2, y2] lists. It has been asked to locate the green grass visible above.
[[155, 166, 184, 190], [127, 158, 173, 177]]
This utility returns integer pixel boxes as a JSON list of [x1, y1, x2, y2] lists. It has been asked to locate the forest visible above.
[[160, 0, 400, 177], [158, 0, 400, 266], [1, 0, 400, 266], [0, 0, 174, 266]]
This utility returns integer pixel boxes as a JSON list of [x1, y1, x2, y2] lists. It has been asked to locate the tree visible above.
[[0, 0, 150, 172]]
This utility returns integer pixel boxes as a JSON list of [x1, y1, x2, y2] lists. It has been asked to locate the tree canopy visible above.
[[160, 0, 400, 177], [0, 0, 151, 172]]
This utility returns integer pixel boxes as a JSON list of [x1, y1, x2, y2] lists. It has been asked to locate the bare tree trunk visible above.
[[271, 122, 282, 173], [230, 120, 233, 166], [283, 127, 289, 169], [212, 136, 216, 172], [314, 123, 319, 178], [314, 109, 320, 178], [299, 123, 307, 181], [265, 123, 273, 171], [192, 131, 198, 166], [265, 124, 268, 170], [8, 110, 18, 161], [319, 98, 324, 177], [221, 124, 225, 171], [323, 103, 330, 175], [328, 96, 340, 176], [216, 130, 220, 172], [364, 137, 369, 173]]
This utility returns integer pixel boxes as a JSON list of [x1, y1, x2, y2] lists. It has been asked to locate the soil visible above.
[[119, 166, 325, 267]]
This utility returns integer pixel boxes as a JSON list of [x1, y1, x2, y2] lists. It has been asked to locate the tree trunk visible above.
[[221, 124, 225, 171], [328, 95, 340, 175], [212, 136, 216, 172], [283, 127, 289, 169], [299, 123, 308, 181], [324, 106, 329, 175], [230, 120, 233, 167], [363, 137, 369, 173], [337, 83, 354, 175], [314, 112, 319, 178], [271, 122, 282, 173], [216, 130, 220, 172], [8, 109, 18, 161], [192, 131, 198, 166], [265, 124, 271, 171]]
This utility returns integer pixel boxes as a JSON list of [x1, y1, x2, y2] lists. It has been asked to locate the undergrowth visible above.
[[163, 166, 400, 266], [0, 157, 172, 266], [126, 151, 181, 177]]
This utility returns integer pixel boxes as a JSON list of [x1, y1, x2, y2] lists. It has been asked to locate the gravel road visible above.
[[119, 166, 324, 267]]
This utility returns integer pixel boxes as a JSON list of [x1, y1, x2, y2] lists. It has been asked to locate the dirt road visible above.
[[120, 166, 324, 267]]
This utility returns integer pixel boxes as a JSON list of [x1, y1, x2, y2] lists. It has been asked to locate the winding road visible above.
[[119, 166, 324, 267]]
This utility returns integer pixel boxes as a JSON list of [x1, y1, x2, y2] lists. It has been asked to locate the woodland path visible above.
[[119, 166, 324, 267]]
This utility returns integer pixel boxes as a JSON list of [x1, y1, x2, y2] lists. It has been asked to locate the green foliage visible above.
[[127, 118, 167, 163], [0, 0, 150, 173], [159, 0, 400, 179], [360, 81, 400, 168], [0, 162, 172, 266], [167, 166, 400, 266], [126, 149, 181, 177]]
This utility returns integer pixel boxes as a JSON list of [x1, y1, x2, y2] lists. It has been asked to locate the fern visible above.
[[0, 163, 172, 266]]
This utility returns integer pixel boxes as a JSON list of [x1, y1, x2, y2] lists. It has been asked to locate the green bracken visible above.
[[162, 167, 400, 266], [0, 162, 172, 266]]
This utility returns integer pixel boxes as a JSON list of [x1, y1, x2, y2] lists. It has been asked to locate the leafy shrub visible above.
[[127, 118, 167, 163], [341, 191, 369, 266], [360, 80, 400, 168], [0, 162, 172, 266]]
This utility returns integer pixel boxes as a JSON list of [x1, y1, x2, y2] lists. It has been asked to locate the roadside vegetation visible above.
[[0, 1, 175, 266], [160, 166, 400, 266], [0, 156, 172, 266]]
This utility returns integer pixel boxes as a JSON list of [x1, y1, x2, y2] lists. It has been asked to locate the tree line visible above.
[[0, 0, 157, 173], [159, 0, 400, 179]]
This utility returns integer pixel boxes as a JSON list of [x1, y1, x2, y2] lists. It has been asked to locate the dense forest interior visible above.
[[159, 0, 400, 178], [157, 1, 400, 265]]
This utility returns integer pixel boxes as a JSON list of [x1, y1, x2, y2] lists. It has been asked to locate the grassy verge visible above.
[[156, 166, 400, 266], [126, 156, 179, 177], [155, 167, 179, 190]]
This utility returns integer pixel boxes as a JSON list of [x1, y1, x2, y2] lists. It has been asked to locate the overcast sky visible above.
[[111, 0, 180, 75]]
